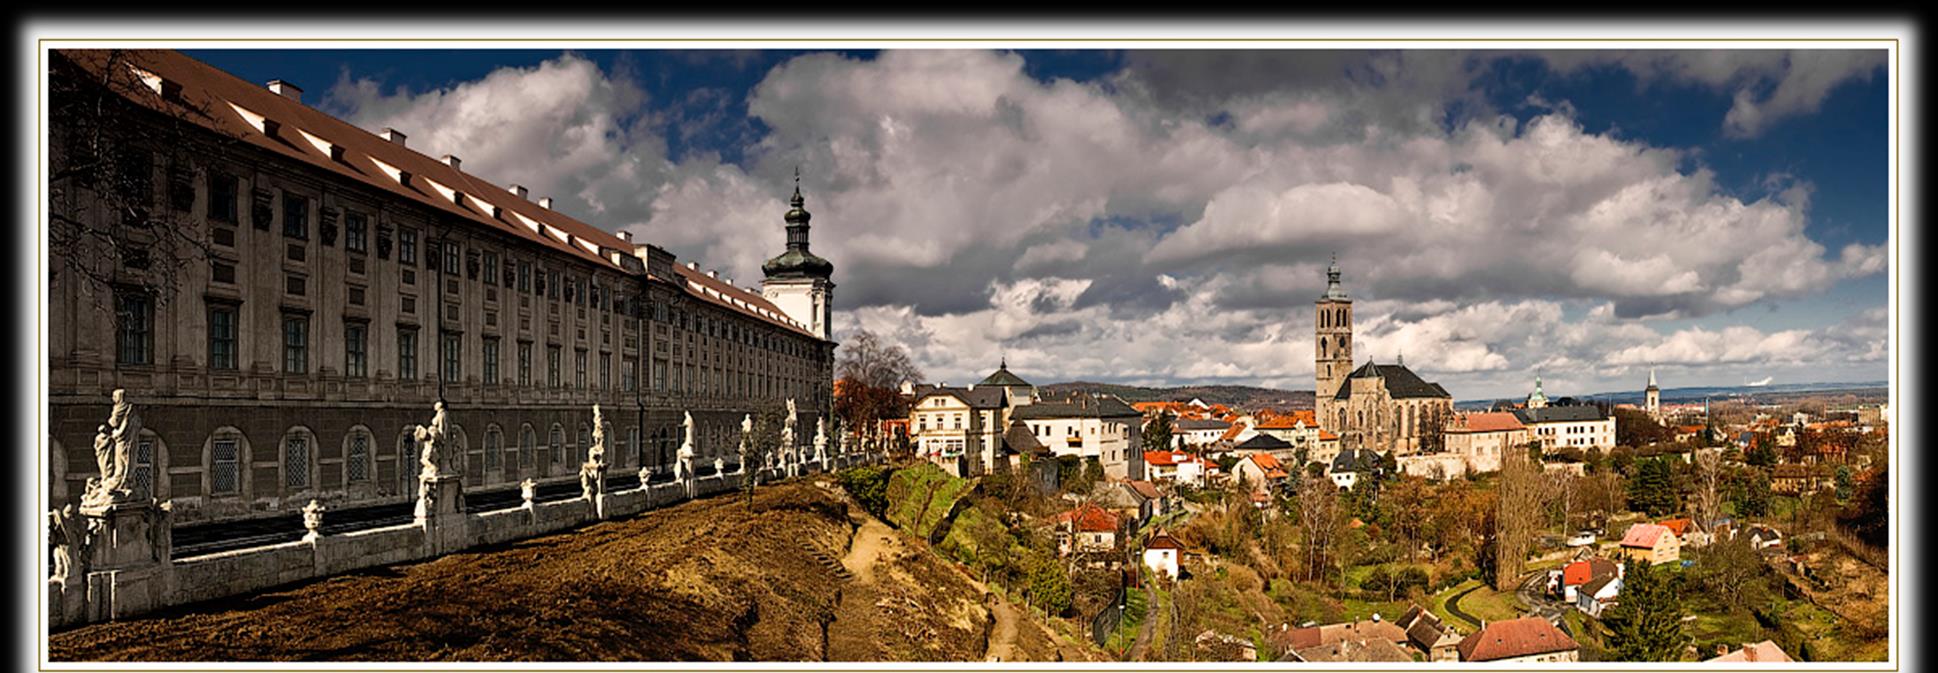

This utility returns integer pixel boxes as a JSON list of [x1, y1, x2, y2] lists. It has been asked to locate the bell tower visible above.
[[760, 169, 836, 340], [1315, 255, 1353, 431]]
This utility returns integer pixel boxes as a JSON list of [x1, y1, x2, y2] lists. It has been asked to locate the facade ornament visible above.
[[738, 414, 754, 478], [301, 499, 326, 542], [713, 457, 725, 477], [520, 478, 537, 506], [83, 389, 142, 508]]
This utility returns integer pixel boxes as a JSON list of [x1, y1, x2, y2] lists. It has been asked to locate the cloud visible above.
[[1533, 49, 1886, 137], [324, 48, 1887, 399]]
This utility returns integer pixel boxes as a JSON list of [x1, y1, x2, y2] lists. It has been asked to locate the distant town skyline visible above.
[[183, 46, 1892, 400]]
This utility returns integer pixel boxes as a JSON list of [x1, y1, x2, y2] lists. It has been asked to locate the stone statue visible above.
[[582, 405, 608, 501], [301, 499, 326, 541], [713, 457, 725, 476], [813, 417, 828, 465], [738, 414, 753, 477], [780, 399, 798, 464], [48, 505, 88, 586], [83, 389, 142, 507], [675, 412, 697, 481], [588, 405, 608, 466], [520, 478, 537, 505], [414, 400, 452, 479]]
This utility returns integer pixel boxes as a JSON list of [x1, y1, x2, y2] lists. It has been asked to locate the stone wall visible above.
[[46, 449, 882, 631]]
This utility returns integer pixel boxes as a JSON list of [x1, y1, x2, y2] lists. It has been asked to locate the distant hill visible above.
[[1039, 381, 1314, 411], [1456, 380, 1888, 409]]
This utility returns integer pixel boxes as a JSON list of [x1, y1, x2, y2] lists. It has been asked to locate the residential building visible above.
[[1552, 557, 1620, 603], [47, 50, 835, 524], [1328, 448, 1385, 490], [1052, 503, 1121, 556], [1514, 405, 1616, 451], [1395, 604, 1463, 662], [1232, 450, 1292, 492], [1619, 523, 1681, 565], [1143, 531, 1183, 580], [1706, 640, 1794, 662], [1456, 617, 1581, 663], [1014, 392, 1144, 479], [1575, 574, 1622, 618], [1143, 450, 1206, 487], [907, 383, 1008, 477], [1440, 411, 1529, 474], [1174, 418, 1231, 449]]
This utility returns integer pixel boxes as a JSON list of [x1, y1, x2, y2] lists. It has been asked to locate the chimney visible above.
[[441, 155, 461, 170], [509, 184, 529, 199], [539, 197, 553, 209], [267, 80, 302, 103], [381, 128, 407, 146]]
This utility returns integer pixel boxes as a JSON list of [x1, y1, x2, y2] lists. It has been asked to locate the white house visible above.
[[1015, 393, 1145, 479], [1144, 450, 1205, 487], [1575, 575, 1622, 617], [1513, 406, 1617, 451], [1143, 531, 1184, 579], [1174, 418, 1232, 449]]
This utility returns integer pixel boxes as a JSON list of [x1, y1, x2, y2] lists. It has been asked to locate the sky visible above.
[[182, 47, 1892, 401]]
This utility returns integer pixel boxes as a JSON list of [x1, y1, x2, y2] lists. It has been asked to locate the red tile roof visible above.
[[1143, 450, 1200, 467], [1620, 523, 1674, 549], [1706, 640, 1793, 663], [1126, 480, 1162, 500], [1055, 504, 1121, 533], [1457, 617, 1579, 662], [1256, 409, 1319, 430], [1657, 518, 1693, 536], [1146, 532, 1183, 550], [1447, 412, 1526, 433], [1562, 558, 1618, 587], [70, 49, 820, 339]]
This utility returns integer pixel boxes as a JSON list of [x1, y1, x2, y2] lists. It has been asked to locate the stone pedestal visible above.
[[415, 474, 466, 555], [77, 499, 170, 622]]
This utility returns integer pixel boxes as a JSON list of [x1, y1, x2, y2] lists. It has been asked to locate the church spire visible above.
[[1647, 367, 1658, 389], [762, 167, 833, 281], [1322, 253, 1350, 301]]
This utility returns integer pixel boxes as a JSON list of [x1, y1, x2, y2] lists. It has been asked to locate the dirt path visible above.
[[983, 594, 1022, 662], [1126, 581, 1158, 660], [840, 511, 899, 584]]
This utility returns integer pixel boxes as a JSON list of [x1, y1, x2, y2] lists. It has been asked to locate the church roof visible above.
[[1335, 361, 1452, 400], [978, 363, 1034, 388]]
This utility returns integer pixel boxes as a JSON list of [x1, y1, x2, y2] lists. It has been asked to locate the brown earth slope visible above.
[[51, 482, 1026, 662]]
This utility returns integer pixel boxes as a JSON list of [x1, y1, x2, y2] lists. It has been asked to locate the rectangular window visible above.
[[285, 273, 306, 297], [207, 305, 237, 370], [117, 147, 154, 206], [483, 251, 499, 286], [131, 438, 154, 499], [282, 315, 309, 374], [348, 285, 365, 306], [399, 228, 417, 265], [285, 436, 309, 488], [207, 170, 237, 223], [115, 291, 153, 366], [517, 342, 533, 387], [548, 346, 562, 388], [282, 192, 309, 239], [518, 261, 532, 293], [251, 188, 273, 230], [211, 438, 240, 495], [576, 350, 588, 389], [402, 295, 416, 314], [482, 338, 499, 385], [443, 332, 462, 382], [443, 241, 460, 276], [653, 360, 666, 391], [398, 327, 418, 379], [345, 322, 368, 377], [345, 211, 367, 253], [169, 163, 195, 211]]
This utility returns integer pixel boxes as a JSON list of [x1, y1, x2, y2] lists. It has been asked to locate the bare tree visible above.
[[1296, 471, 1341, 584], [1691, 449, 1724, 534], [1493, 441, 1541, 590], [51, 50, 235, 312], [833, 329, 923, 451]]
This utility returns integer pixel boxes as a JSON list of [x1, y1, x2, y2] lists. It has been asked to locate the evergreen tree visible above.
[[1602, 558, 1688, 661], [1834, 465, 1855, 502], [1627, 458, 1677, 516], [1142, 410, 1176, 453], [1739, 470, 1771, 517]]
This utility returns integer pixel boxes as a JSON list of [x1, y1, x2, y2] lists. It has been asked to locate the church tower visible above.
[[761, 171, 836, 340], [1315, 256, 1353, 431], [1645, 368, 1660, 419]]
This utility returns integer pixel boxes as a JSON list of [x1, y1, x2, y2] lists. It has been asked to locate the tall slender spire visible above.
[[1647, 367, 1658, 389], [763, 166, 832, 281]]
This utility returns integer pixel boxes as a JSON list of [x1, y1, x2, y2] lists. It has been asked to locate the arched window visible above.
[[579, 424, 591, 464], [549, 424, 565, 473], [345, 426, 372, 484], [518, 424, 536, 471], [484, 425, 503, 477], [283, 427, 315, 491], [207, 427, 249, 498]]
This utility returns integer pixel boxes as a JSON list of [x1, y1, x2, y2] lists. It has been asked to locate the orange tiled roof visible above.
[[1447, 412, 1525, 433], [1055, 504, 1121, 533], [1457, 617, 1579, 662]]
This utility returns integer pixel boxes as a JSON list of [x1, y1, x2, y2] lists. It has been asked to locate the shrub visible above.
[[837, 465, 896, 519]]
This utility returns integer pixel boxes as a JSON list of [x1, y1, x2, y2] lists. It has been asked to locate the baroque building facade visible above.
[[1312, 260, 1453, 454], [46, 50, 836, 525]]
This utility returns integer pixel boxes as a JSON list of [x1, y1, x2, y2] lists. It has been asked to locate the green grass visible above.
[[883, 463, 975, 538], [1426, 578, 1523, 629], [1683, 610, 1765, 658], [1103, 586, 1150, 656]]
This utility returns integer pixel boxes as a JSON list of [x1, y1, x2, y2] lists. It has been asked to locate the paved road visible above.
[[1517, 570, 1570, 629], [1444, 584, 1483, 629], [171, 466, 706, 558]]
